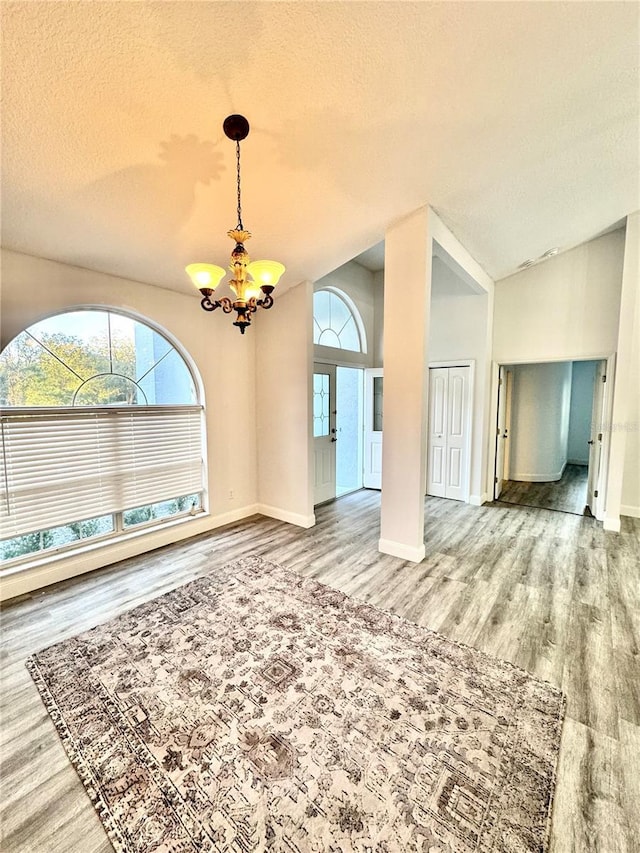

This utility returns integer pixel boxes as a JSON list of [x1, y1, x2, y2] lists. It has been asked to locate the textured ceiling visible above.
[[1, 2, 638, 296]]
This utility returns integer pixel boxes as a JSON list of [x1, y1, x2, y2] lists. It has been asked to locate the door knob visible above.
[[331, 437, 337, 443], [587, 440, 594, 445]]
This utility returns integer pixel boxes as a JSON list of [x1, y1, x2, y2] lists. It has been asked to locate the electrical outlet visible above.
[[228, 489, 234, 500]]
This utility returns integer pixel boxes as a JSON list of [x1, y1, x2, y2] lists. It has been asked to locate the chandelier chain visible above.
[[236, 140, 243, 231]]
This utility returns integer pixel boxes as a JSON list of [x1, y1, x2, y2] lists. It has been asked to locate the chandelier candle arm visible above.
[[185, 115, 285, 334]]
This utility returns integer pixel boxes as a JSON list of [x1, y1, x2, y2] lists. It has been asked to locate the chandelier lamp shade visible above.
[[185, 115, 285, 334]]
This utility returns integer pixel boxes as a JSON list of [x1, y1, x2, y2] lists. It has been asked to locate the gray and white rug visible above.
[[28, 556, 565, 852]]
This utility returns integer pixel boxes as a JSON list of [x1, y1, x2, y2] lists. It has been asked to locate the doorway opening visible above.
[[494, 359, 608, 516], [313, 364, 364, 505]]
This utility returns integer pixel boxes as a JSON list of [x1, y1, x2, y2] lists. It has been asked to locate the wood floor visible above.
[[1, 491, 639, 853], [499, 463, 589, 515]]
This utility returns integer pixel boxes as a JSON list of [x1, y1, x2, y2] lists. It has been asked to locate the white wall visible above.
[[508, 362, 572, 481], [494, 230, 625, 363], [567, 360, 598, 464], [255, 282, 315, 527], [0, 248, 261, 599], [428, 288, 491, 501], [621, 299, 639, 516], [614, 212, 640, 521], [313, 261, 376, 367]]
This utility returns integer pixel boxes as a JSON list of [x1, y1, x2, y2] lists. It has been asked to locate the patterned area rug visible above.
[[28, 557, 565, 852]]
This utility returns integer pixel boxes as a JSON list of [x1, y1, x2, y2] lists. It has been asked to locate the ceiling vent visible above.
[[518, 247, 560, 270]]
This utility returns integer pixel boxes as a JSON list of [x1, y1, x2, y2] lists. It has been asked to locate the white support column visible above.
[[605, 212, 640, 531], [379, 207, 432, 562]]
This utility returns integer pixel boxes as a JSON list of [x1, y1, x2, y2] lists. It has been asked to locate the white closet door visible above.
[[427, 366, 471, 501], [427, 368, 448, 498], [445, 366, 469, 501]]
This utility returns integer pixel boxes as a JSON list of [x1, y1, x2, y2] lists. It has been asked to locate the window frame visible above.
[[0, 307, 207, 571], [313, 287, 367, 354]]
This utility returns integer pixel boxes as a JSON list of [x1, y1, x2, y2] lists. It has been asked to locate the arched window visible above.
[[313, 288, 366, 353], [0, 309, 204, 565]]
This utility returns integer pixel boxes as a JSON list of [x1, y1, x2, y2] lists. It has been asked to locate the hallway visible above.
[[498, 463, 589, 515]]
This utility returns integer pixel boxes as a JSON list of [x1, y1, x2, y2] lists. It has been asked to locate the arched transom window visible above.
[[0, 309, 204, 565], [0, 309, 197, 407], [313, 288, 366, 353]]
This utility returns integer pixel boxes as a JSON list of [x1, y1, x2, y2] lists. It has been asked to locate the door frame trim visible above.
[[427, 360, 475, 503], [488, 353, 616, 521]]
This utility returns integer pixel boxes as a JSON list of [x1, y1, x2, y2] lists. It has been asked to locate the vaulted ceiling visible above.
[[1, 2, 638, 295]]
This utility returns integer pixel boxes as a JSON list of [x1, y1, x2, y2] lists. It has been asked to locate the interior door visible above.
[[586, 360, 606, 515], [427, 368, 448, 498], [503, 370, 513, 481], [427, 366, 471, 501], [445, 366, 470, 501], [495, 366, 508, 498], [313, 364, 336, 505], [364, 368, 383, 489]]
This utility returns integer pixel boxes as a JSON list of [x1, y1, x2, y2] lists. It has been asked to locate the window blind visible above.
[[0, 407, 204, 540]]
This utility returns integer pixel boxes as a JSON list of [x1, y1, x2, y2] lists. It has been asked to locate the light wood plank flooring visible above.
[[1, 491, 639, 852], [498, 463, 589, 515]]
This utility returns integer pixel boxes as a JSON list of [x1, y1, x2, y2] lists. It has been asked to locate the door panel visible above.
[[364, 369, 383, 489], [430, 445, 445, 492], [586, 361, 606, 516], [313, 364, 336, 505], [503, 370, 513, 481], [335, 366, 364, 497], [427, 365, 470, 502], [449, 374, 464, 437], [431, 374, 447, 435], [443, 366, 470, 501], [495, 366, 507, 499], [448, 447, 462, 489], [427, 368, 448, 498], [370, 442, 383, 477]]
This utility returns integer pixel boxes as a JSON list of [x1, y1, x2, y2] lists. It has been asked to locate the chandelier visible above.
[[185, 115, 285, 334]]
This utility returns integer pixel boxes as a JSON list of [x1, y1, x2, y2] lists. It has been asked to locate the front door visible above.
[[313, 364, 336, 505], [364, 368, 383, 489]]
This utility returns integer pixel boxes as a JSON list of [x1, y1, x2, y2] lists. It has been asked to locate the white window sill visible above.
[[0, 511, 210, 579]]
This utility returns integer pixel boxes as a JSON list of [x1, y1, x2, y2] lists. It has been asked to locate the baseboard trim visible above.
[[378, 538, 426, 563], [621, 504, 640, 519], [469, 493, 488, 506], [509, 469, 565, 483], [603, 515, 621, 532], [256, 504, 316, 529], [0, 505, 262, 603]]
